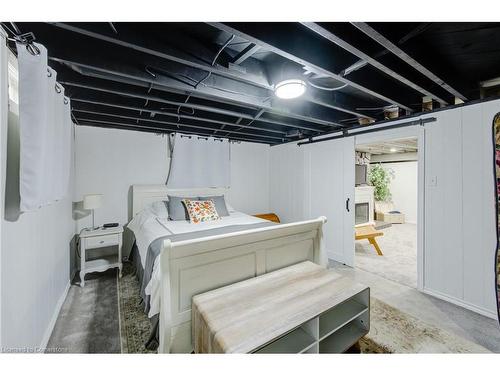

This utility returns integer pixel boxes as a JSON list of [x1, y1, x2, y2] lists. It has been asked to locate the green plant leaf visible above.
[[368, 163, 394, 202]]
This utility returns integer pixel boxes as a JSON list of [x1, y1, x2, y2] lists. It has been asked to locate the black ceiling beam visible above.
[[72, 109, 286, 141], [301, 22, 449, 106], [60, 67, 338, 131], [69, 95, 325, 134], [76, 118, 279, 145], [43, 23, 371, 123], [52, 54, 346, 129], [207, 22, 414, 112], [59, 77, 331, 134], [351, 22, 468, 101], [61, 77, 256, 120], [48, 22, 272, 90], [340, 22, 432, 77], [232, 43, 260, 65], [70, 99, 288, 137]]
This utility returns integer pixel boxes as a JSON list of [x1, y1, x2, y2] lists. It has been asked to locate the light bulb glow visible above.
[[274, 79, 307, 99], [390, 148, 397, 153]]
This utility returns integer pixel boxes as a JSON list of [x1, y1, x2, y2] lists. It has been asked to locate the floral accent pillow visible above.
[[182, 199, 220, 224]]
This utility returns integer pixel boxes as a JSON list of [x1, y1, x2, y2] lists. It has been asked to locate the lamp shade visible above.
[[83, 194, 103, 210]]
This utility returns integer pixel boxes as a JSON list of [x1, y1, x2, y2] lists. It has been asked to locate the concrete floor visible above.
[[46, 269, 120, 353], [329, 260, 500, 353], [47, 260, 500, 353]]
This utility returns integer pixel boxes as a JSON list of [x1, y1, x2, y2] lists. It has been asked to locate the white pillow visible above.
[[151, 200, 169, 219], [127, 201, 168, 233], [226, 202, 236, 213]]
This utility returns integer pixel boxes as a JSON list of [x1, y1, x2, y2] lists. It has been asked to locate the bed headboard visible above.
[[131, 185, 228, 217]]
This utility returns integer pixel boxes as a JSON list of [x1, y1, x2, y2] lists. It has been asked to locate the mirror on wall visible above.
[[494, 112, 500, 323]]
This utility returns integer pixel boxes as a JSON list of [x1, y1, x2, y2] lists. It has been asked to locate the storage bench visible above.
[[192, 261, 370, 353]]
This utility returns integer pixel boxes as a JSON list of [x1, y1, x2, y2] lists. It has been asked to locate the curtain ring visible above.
[[55, 84, 62, 94], [47, 68, 52, 78], [26, 43, 40, 56]]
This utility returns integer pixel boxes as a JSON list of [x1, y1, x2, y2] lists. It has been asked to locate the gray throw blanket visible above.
[[140, 221, 277, 315]]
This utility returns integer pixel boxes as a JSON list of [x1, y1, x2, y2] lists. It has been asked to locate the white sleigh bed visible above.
[[130, 185, 327, 353]]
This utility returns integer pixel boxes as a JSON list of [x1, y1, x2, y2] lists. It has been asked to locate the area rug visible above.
[[367, 298, 490, 353], [118, 262, 156, 354], [117, 263, 390, 354], [117, 263, 487, 353]]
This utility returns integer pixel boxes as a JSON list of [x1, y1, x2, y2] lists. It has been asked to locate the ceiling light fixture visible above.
[[390, 147, 397, 153], [274, 79, 307, 99]]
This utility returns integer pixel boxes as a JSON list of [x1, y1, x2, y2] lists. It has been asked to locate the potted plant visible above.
[[368, 163, 394, 202]]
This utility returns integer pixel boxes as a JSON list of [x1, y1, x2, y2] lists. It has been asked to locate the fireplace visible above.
[[354, 185, 375, 226], [355, 203, 369, 225]]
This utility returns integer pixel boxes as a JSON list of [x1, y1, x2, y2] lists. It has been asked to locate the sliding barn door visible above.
[[304, 137, 355, 266]]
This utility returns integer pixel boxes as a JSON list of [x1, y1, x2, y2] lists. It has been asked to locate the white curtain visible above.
[[166, 133, 230, 188], [16, 41, 72, 211]]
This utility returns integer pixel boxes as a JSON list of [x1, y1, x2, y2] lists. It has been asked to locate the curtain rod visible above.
[[297, 117, 437, 146]]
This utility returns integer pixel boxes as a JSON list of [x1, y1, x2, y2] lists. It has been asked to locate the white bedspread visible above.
[[128, 208, 267, 317]]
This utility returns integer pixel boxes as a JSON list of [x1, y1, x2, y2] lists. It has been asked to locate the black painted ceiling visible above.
[[3, 22, 500, 145]]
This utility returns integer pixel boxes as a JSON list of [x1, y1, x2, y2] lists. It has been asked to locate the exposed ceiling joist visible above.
[[47, 23, 371, 123], [71, 98, 289, 136], [49, 22, 272, 90], [73, 110, 286, 141], [341, 23, 432, 77], [62, 79, 258, 120], [79, 120, 277, 145], [232, 43, 260, 65], [351, 22, 468, 102], [53, 55, 345, 129], [301, 22, 449, 106], [62, 79, 329, 133], [76, 118, 279, 144], [70, 96, 323, 134], [207, 22, 414, 112]]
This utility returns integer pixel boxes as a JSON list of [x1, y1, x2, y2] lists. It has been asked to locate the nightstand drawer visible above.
[[85, 234, 119, 249]]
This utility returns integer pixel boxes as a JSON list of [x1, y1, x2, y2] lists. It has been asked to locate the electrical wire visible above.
[[308, 79, 348, 91], [175, 34, 235, 122], [194, 34, 236, 90], [108, 22, 118, 34]]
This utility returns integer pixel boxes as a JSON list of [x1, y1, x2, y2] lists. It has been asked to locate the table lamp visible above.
[[83, 194, 103, 230]]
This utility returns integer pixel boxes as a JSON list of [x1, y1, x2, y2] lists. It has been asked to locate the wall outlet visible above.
[[429, 175, 438, 187]]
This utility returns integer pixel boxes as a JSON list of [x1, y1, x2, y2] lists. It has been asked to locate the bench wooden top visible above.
[[355, 225, 383, 240], [192, 261, 367, 353]]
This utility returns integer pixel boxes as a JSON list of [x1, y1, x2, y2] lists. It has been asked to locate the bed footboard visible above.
[[158, 216, 327, 353]]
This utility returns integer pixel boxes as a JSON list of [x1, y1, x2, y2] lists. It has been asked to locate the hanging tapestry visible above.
[[494, 112, 500, 323]]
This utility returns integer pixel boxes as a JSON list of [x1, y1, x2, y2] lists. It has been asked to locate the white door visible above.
[[304, 137, 355, 266]]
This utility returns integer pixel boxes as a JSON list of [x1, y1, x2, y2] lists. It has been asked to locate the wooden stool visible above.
[[355, 225, 384, 256]]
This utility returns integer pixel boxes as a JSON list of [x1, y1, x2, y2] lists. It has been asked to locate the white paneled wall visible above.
[[74, 127, 270, 231], [269, 99, 500, 317], [422, 102, 498, 317], [74, 126, 169, 232], [424, 108, 464, 301], [227, 141, 270, 215], [1, 42, 75, 349], [383, 162, 418, 224], [270, 138, 354, 265], [269, 142, 306, 223]]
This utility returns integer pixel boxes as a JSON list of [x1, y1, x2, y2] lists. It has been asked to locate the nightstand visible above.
[[79, 226, 123, 287]]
